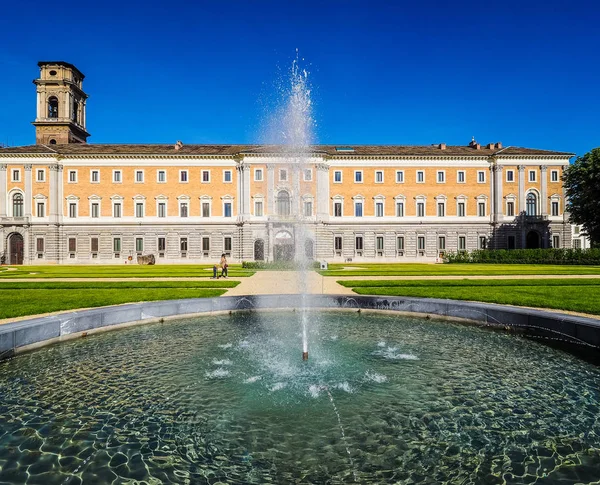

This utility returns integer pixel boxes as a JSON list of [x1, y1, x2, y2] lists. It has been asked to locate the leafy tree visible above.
[[564, 147, 600, 247]]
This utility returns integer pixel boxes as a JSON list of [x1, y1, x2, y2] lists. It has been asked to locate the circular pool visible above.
[[1, 311, 599, 484]]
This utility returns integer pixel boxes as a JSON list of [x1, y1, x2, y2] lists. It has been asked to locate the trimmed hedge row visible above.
[[241, 260, 321, 270], [445, 248, 600, 265]]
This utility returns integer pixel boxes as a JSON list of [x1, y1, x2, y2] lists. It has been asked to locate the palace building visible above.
[[0, 61, 574, 265]]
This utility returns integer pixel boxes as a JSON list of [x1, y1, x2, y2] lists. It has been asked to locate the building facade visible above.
[[0, 62, 574, 265]]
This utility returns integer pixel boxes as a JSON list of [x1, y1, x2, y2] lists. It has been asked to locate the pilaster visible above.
[[0, 164, 6, 217], [316, 162, 330, 221], [266, 164, 275, 216], [24, 164, 33, 217], [540, 165, 548, 216], [517, 165, 526, 214]]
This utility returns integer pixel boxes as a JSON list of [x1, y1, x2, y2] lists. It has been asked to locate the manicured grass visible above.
[[319, 263, 600, 277], [0, 265, 255, 279], [0, 280, 240, 290], [338, 278, 600, 315]]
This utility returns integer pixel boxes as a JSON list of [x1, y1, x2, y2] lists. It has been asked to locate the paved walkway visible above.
[[225, 271, 354, 296]]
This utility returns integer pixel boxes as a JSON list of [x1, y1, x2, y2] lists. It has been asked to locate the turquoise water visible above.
[[1, 311, 600, 484]]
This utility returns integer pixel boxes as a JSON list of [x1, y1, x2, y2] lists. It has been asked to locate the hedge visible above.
[[445, 248, 600, 265]]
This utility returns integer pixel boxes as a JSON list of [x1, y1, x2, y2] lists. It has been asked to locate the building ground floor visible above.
[[0, 219, 574, 265]]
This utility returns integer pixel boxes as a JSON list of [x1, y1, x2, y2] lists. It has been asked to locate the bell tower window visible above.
[[72, 100, 79, 123], [48, 97, 59, 118]]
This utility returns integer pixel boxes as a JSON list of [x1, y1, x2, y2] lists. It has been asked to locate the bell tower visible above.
[[32, 61, 90, 145]]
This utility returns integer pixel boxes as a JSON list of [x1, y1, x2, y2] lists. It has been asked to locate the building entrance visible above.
[[274, 231, 294, 261], [8, 233, 24, 265]]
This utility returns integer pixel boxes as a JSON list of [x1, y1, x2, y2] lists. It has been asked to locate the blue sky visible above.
[[1, 0, 598, 156]]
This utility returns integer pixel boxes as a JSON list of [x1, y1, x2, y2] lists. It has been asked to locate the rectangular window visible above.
[[553, 235, 560, 248], [376, 236, 384, 251], [224, 202, 232, 217], [508, 235, 516, 250], [304, 169, 312, 181], [158, 237, 166, 252], [458, 202, 466, 217], [113, 203, 122, 218], [459, 236, 466, 251], [91, 203, 99, 218], [202, 237, 210, 251], [334, 236, 343, 251], [136, 237, 143, 252], [334, 171, 342, 183], [37, 169, 45, 182], [304, 200, 313, 217], [36, 237, 44, 252], [437, 202, 445, 217], [438, 236, 446, 250], [279, 169, 287, 182], [529, 170, 536, 182], [417, 171, 425, 183], [418, 236, 426, 250], [158, 202, 166, 218], [180, 170, 188, 183], [375, 202, 383, 217], [180, 238, 188, 253], [36, 202, 45, 218], [157, 170, 166, 183], [355, 202, 363, 217], [223, 170, 232, 183], [91, 237, 99, 253], [396, 202, 404, 217], [551, 170, 559, 182], [69, 170, 77, 183], [254, 169, 263, 181], [507, 201, 515, 216], [551, 201, 559, 216], [478, 202, 486, 217], [202, 170, 211, 183], [397, 236, 405, 250], [457, 171, 465, 183], [355, 236, 363, 250], [180, 202, 188, 218], [224, 236, 232, 252], [506, 170, 514, 182], [396, 170, 404, 183], [135, 203, 144, 218], [478, 171, 486, 183], [69, 203, 77, 218], [202, 202, 210, 217], [68, 237, 76, 252], [91, 170, 99, 183], [354, 171, 363, 183], [574, 239, 582, 249], [375, 171, 384, 183], [334, 202, 342, 217], [479, 236, 487, 249], [113, 237, 121, 252], [113, 170, 122, 183], [255, 201, 263, 216], [12, 169, 20, 182], [437, 171, 445, 183], [417, 202, 425, 217]]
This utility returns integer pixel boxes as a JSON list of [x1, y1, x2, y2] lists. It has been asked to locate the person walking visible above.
[[220, 253, 228, 278]]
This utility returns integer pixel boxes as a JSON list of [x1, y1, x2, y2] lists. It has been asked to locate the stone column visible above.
[[540, 165, 548, 216], [49, 164, 59, 223], [266, 164, 275, 216], [518, 165, 526, 214], [0, 164, 6, 217], [494, 165, 504, 222], [243, 164, 251, 217], [292, 166, 301, 216], [57, 164, 64, 221], [36, 92, 42, 119], [316, 162, 330, 221], [24, 164, 33, 217], [236, 164, 243, 219]]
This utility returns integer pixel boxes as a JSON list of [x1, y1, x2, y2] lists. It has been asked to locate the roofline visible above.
[[38, 61, 85, 79]]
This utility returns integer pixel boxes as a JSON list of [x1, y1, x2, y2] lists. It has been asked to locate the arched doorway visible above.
[[254, 239, 265, 261], [274, 231, 294, 261], [526, 231, 541, 249], [304, 239, 314, 259], [8, 233, 24, 265]]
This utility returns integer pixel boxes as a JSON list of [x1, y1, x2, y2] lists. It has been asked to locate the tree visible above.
[[564, 147, 600, 248]]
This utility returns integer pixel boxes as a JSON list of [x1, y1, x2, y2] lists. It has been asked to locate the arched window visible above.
[[526, 193, 537, 216], [48, 97, 59, 118], [12, 193, 23, 217], [254, 239, 265, 261], [72, 100, 79, 123], [277, 190, 291, 217]]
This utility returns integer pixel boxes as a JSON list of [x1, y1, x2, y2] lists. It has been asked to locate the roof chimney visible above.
[[439, 143, 446, 150], [174, 140, 183, 150], [486, 143, 494, 149], [495, 142, 502, 149]]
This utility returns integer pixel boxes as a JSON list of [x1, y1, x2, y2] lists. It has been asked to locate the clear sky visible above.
[[1, 0, 598, 156]]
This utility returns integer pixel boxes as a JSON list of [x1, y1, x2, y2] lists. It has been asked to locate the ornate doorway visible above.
[[274, 231, 294, 261], [8, 233, 24, 265]]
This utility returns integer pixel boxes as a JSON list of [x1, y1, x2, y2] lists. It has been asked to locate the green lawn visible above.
[[0, 280, 239, 319], [320, 263, 600, 277], [338, 278, 600, 316], [0, 264, 255, 279]]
